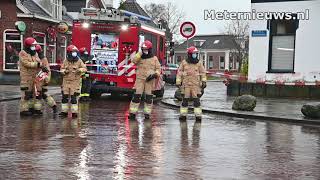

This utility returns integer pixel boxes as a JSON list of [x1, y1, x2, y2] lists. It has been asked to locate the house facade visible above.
[[172, 35, 240, 72], [249, 0, 320, 83], [226, 0, 320, 99]]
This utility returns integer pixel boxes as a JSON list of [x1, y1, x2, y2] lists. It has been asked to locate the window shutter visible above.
[[271, 35, 295, 71]]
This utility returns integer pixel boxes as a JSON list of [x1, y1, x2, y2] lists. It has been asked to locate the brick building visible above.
[[0, 0, 106, 84]]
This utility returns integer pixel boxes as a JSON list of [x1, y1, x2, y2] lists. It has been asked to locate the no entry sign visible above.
[[180, 22, 196, 39]]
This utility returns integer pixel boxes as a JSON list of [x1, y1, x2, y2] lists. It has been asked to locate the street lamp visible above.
[[82, 21, 90, 28]]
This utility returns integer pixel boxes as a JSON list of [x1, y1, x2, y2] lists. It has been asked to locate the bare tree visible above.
[[224, 19, 249, 72], [144, 2, 185, 41], [144, 3, 166, 21]]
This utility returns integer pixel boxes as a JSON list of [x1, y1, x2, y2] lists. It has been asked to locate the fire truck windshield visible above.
[[90, 33, 119, 74]]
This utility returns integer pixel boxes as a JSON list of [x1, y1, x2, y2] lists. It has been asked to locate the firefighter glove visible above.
[[37, 62, 43, 68], [176, 82, 181, 88], [146, 74, 158, 82], [201, 81, 207, 89], [38, 52, 45, 59], [76, 69, 84, 74], [42, 66, 49, 73], [61, 69, 69, 75]]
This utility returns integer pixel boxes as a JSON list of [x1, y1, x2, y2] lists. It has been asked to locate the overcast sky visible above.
[[113, 0, 251, 38]]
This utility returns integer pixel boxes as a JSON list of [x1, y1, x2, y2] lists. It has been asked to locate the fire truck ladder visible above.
[[79, 8, 125, 22]]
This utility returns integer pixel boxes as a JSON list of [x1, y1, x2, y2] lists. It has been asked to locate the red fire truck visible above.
[[72, 8, 166, 98]]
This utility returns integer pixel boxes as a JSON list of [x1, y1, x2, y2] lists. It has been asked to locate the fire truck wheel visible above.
[[111, 92, 121, 99], [153, 87, 165, 98], [90, 91, 102, 99]]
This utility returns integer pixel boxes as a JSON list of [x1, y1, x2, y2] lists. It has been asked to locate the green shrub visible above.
[[240, 57, 248, 76]]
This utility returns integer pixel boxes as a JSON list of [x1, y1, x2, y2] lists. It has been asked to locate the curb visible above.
[[161, 98, 320, 125], [0, 92, 61, 103]]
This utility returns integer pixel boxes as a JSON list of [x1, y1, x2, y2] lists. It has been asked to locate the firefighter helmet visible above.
[[79, 47, 88, 55], [141, 40, 152, 50], [24, 37, 37, 48], [187, 46, 199, 54], [67, 45, 79, 53]]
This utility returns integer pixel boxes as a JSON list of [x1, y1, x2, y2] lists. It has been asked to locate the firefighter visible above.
[[128, 40, 161, 120], [176, 46, 207, 121], [60, 45, 87, 117], [19, 37, 43, 116], [79, 47, 92, 102], [35, 45, 57, 113]]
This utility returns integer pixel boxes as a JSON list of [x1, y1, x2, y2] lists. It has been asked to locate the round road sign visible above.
[[180, 21, 196, 39]]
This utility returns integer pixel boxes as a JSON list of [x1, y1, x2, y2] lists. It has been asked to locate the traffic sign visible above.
[[180, 21, 196, 39]]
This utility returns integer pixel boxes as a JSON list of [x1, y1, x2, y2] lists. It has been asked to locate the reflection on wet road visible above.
[[1, 97, 320, 179]]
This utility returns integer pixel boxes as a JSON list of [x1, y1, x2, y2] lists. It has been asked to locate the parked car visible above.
[[163, 63, 179, 85]]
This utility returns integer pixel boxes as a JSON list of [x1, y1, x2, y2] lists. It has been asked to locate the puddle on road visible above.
[[0, 99, 320, 179]]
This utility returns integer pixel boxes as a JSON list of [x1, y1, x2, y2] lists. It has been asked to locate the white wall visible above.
[[249, 0, 320, 82]]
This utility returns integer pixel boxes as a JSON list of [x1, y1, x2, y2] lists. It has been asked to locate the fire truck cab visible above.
[[72, 8, 166, 98]]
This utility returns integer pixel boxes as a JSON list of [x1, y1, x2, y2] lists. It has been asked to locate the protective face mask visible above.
[[143, 50, 149, 55], [30, 46, 36, 51], [72, 52, 78, 57], [192, 53, 198, 59]]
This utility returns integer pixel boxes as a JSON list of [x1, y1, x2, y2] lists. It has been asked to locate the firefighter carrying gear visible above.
[[79, 47, 92, 102], [34, 45, 57, 113], [128, 40, 161, 119], [19, 37, 42, 116], [60, 45, 87, 116], [176, 46, 207, 121]]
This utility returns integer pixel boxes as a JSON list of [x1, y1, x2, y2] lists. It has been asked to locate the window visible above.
[[32, 32, 46, 56], [143, 32, 158, 56], [229, 59, 233, 70], [219, 56, 225, 70], [51, 0, 62, 20], [46, 35, 56, 63], [209, 56, 213, 69], [3, 29, 23, 71], [268, 14, 299, 73]]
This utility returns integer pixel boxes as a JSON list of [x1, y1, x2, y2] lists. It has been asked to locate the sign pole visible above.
[[180, 21, 196, 50], [186, 38, 189, 49]]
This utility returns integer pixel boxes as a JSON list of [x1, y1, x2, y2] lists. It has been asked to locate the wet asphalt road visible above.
[[1, 94, 320, 179]]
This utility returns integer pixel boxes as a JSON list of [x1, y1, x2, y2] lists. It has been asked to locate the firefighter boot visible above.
[[33, 96, 43, 115], [71, 104, 78, 118], [59, 94, 69, 117], [43, 93, 57, 114], [179, 106, 188, 121], [26, 91, 35, 115], [71, 95, 78, 118], [194, 108, 202, 122], [179, 98, 189, 121], [194, 98, 202, 122], [20, 99, 32, 116], [128, 94, 141, 120], [59, 103, 68, 117], [20, 90, 33, 116], [144, 95, 153, 120]]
